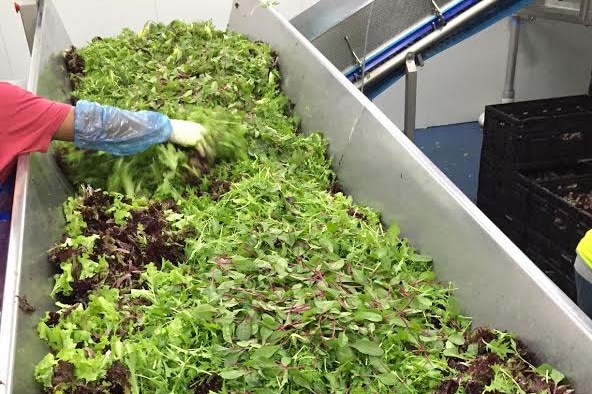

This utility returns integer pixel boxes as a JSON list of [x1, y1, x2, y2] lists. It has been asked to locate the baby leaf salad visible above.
[[39, 21, 573, 394]]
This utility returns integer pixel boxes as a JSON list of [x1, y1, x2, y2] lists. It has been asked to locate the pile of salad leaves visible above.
[[38, 20, 574, 394]]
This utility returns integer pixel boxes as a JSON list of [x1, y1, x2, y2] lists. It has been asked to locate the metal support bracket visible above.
[[502, 15, 521, 104], [404, 52, 418, 142], [581, 0, 592, 26], [344, 35, 363, 70], [588, 67, 592, 96], [430, 0, 447, 29]]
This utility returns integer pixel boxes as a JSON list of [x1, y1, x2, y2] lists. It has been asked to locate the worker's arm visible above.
[[52, 100, 211, 156], [0, 82, 211, 157], [53, 107, 75, 141]]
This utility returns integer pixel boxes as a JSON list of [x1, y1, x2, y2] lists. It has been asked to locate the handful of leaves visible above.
[[40, 20, 574, 394], [56, 106, 248, 198], [184, 106, 249, 162]]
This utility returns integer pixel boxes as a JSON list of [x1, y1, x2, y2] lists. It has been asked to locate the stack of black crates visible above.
[[478, 95, 592, 301]]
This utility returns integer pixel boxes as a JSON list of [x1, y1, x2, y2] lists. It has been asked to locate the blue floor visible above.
[[415, 122, 483, 202]]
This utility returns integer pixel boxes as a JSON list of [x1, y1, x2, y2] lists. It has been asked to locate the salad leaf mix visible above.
[[39, 21, 573, 394]]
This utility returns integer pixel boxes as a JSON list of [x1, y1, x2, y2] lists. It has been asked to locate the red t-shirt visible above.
[[0, 82, 72, 182]]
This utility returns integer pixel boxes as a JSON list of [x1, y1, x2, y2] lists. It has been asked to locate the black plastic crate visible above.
[[477, 159, 529, 229], [483, 95, 592, 170], [524, 228, 575, 274], [477, 159, 509, 202], [477, 193, 525, 247], [522, 243, 576, 301], [518, 165, 592, 256]]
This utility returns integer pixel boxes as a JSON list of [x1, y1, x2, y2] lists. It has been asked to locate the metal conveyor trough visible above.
[[2, 0, 592, 392]]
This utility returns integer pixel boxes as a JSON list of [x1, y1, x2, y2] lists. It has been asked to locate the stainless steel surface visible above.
[[582, 0, 592, 24], [4, 0, 592, 392], [353, 0, 505, 91], [0, 156, 29, 394], [26, 0, 71, 100], [502, 16, 521, 103], [519, 0, 592, 25], [404, 53, 418, 141], [0, 154, 71, 394], [292, 0, 457, 72], [290, 0, 370, 41], [233, 1, 592, 391], [0, 0, 72, 392], [19, 1, 38, 53]]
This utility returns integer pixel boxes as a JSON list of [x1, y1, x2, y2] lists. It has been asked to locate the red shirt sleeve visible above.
[[0, 82, 72, 182]]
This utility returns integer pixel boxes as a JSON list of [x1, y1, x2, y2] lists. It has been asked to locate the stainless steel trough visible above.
[[2, 0, 592, 392]]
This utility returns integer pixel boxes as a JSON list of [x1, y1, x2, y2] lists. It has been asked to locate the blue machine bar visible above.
[[345, 0, 480, 82], [364, 0, 534, 100]]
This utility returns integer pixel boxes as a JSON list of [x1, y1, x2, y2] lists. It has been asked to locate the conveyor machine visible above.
[[291, 0, 592, 136], [292, 0, 535, 96], [2, 0, 592, 392]]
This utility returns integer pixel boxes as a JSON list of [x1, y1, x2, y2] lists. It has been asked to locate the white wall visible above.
[[16, 0, 312, 84], [54, 0, 234, 46], [0, 0, 31, 84], [53, 0, 320, 47], [374, 16, 592, 129], [515, 18, 592, 101]]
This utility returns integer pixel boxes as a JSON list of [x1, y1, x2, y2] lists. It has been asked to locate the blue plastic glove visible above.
[[74, 100, 173, 156]]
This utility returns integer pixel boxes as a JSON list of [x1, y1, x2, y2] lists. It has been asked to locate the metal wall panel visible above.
[[0, 0, 31, 83], [0, 154, 71, 394], [520, 0, 591, 25], [291, 0, 371, 40], [230, 0, 592, 390], [0, 0, 73, 392]]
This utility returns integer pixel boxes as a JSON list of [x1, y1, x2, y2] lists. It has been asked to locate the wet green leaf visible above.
[[353, 311, 383, 323], [350, 339, 384, 357], [220, 369, 246, 379], [377, 372, 400, 386]]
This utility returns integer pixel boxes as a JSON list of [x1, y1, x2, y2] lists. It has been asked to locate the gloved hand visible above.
[[169, 119, 214, 158], [74, 100, 210, 156]]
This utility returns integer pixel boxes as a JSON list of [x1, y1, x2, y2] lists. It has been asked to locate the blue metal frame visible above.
[[365, 0, 534, 99], [345, 0, 480, 82], [344, 0, 535, 100]]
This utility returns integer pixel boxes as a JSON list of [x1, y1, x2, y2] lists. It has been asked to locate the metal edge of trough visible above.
[[1, 0, 591, 392], [229, 0, 592, 390]]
